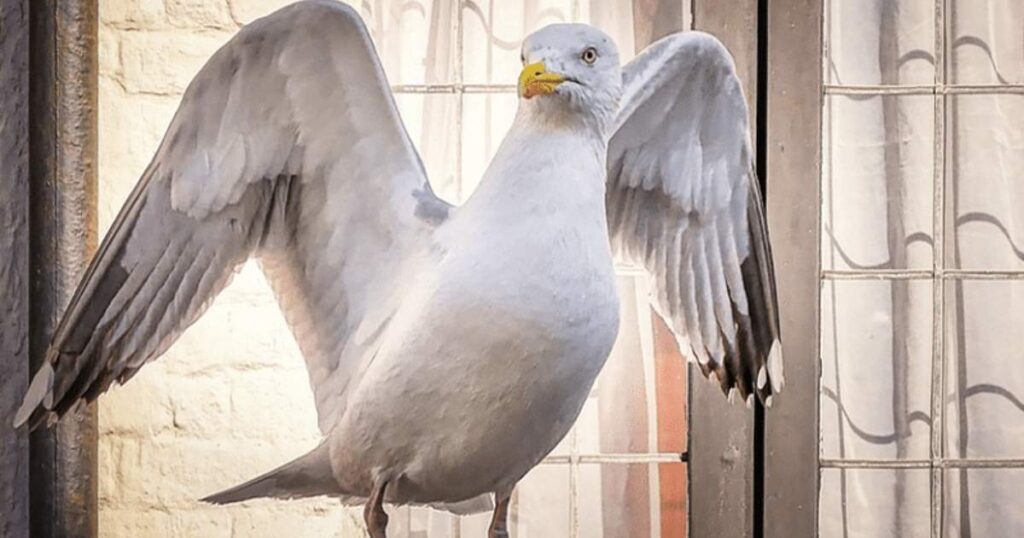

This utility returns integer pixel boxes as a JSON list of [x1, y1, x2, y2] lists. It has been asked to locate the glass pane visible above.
[[461, 0, 661, 84], [388, 464, 571, 537], [461, 0, 535, 86], [578, 463, 687, 538], [820, 280, 933, 460], [826, 0, 935, 85], [950, 0, 1024, 84], [944, 469, 1024, 537], [944, 280, 1024, 459], [822, 95, 934, 270], [949, 95, 1024, 270], [362, 0, 458, 85], [387, 506, 470, 538], [394, 93, 461, 202], [819, 468, 931, 538], [511, 464, 571, 538]]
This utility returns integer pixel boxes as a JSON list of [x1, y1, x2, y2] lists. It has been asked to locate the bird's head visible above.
[[518, 24, 622, 134]]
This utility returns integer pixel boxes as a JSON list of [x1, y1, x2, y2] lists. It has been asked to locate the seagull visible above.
[[14, 1, 782, 536]]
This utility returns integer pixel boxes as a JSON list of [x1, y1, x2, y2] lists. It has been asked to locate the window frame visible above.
[[762, 0, 824, 537]]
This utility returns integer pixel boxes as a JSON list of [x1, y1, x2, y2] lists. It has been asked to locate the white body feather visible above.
[[330, 115, 620, 504]]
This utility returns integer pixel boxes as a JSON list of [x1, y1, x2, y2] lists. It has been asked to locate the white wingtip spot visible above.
[[745, 393, 754, 409], [765, 395, 774, 408], [768, 341, 784, 393], [756, 365, 767, 390], [13, 363, 55, 428], [727, 387, 738, 404]]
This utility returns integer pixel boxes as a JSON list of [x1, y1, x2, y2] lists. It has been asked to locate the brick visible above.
[[111, 437, 325, 510], [230, 502, 361, 537], [98, 436, 140, 507], [169, 507, 233, 536], [98, 26, 122, 79], [227, 368, 322, 442], [160, 263, 304, 378], [100, 508, 173, 537], [226, 0, 306, 25], [124, 437, 243, 508], [97, 77, 180, 229], [162, 286, 301, 377], [120, 30, 232, 95], [100, 0, 166, 28], [166, 374, 233, 437], [98, 361, 175, 437], [95, 1, 375, 535], [165, 0, 237, 30]]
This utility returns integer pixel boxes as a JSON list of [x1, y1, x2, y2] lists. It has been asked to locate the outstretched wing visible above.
[[606, 32, 782, 404], [15, 0, 448, 430]]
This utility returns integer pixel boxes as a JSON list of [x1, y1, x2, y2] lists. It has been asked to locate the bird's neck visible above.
[[466, 110, 609, 216], [516, 97, 615, 138]]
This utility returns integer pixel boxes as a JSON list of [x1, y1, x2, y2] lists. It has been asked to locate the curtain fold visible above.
[[822, 1, 1024, 536]]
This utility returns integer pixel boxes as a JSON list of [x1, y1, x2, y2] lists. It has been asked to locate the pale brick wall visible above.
[[97, 1, 363, 535]]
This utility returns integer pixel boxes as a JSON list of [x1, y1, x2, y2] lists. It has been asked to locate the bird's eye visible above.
[[520, 51, 526, 64], [581, 47, 598, 65]]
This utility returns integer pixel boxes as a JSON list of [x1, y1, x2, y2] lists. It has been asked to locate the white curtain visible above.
[[821, 1, 1024, 537]]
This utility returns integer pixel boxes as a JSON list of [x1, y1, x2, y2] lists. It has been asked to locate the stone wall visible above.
[[97, 1, 362, 535]]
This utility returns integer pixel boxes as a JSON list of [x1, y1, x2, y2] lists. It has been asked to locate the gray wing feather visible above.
[[608, 32, 783, 403], [16, 0, 443, 429]]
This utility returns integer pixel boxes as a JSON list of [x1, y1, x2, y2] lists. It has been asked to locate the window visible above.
[[33, 1, 1019, 536], [820, 1, 1024, 536]]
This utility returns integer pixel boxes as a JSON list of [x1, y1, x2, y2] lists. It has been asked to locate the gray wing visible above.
[[15, 0, 448, 430], [607, 32, 782, 404]]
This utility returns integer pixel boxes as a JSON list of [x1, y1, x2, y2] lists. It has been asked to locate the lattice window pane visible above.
[[943, 468, 1024, 536], [820, 280, 933, 460], [948, 94, 1024, 270], [822, 0, 1024, 537], [822, 94, 935, 271], [944, 280, 1024, 459], [819, 468, 931, 538], [825, 0, 936, 86], [949, 1, 1024, 85]]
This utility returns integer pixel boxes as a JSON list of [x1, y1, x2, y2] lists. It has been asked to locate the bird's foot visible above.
[[364, 480, 389, 538], [488, 489, 512, 538]]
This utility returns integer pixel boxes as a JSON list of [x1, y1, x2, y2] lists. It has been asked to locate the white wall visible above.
[[97, 1, 362, 535]]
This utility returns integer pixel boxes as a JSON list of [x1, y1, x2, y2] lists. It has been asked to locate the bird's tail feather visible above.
[[202, 441, 494, 516], [202, 442, 337, 504]]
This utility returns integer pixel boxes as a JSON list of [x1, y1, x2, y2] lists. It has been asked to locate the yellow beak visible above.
[[518, 61, 565, 99]]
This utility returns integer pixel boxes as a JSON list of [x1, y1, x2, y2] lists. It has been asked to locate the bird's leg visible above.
[[364, 480, 389, 538], [488, 489, 512, 538]]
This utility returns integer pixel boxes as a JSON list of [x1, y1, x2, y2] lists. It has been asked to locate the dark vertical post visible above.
[[28, 1, 99, 537], [689, 2, 760, 537], [763, 0, 822, 537], [1, 0, 31, 535]]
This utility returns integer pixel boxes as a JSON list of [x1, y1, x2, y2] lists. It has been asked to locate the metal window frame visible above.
[[27, 1, 100, 537], [788, 1, 1024, 537], [0, 1, 100, 537]]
